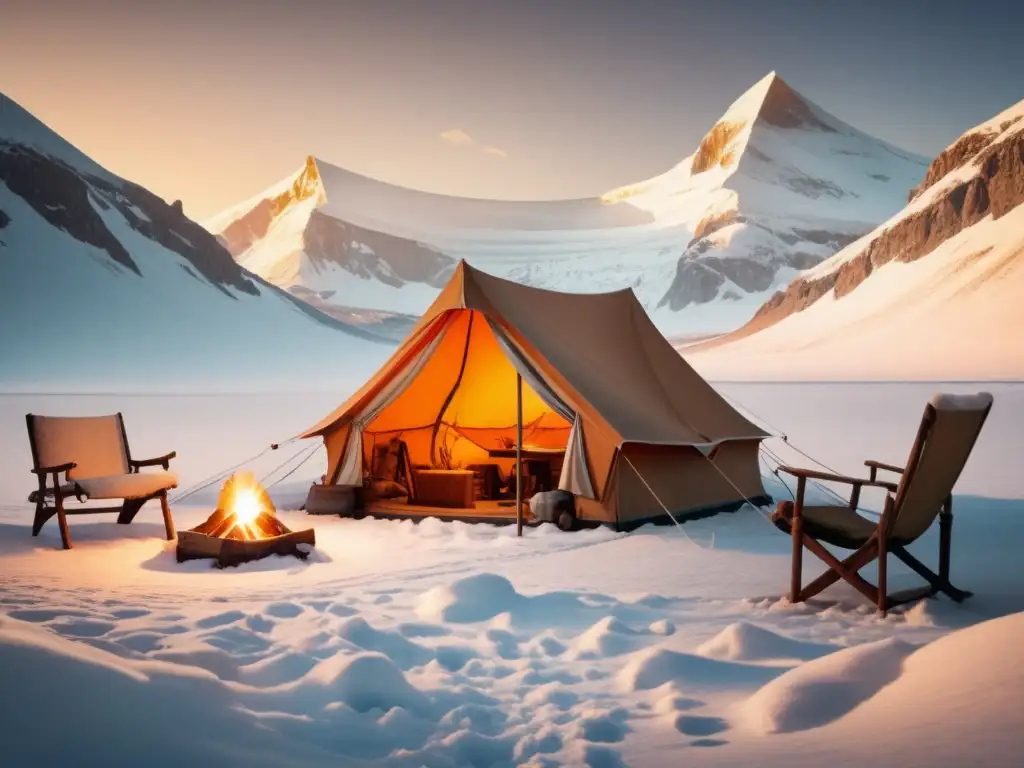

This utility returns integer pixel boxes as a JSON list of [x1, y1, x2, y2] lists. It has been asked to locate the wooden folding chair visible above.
[[26, 413, 178, 550], [772, 392, 993, 615]]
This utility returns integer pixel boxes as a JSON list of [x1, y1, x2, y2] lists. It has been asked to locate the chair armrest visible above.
[[31, 462, 76, 477], [777, 465, 896, 491], [864, 459, 904, 475], [778, 465, 866, 485], [131, 451, 177, 470]]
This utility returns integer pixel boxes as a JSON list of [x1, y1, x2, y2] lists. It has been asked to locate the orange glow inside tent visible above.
[[361, 310, 571, 470]]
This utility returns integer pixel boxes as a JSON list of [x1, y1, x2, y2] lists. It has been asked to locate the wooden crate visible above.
[[413, 470, 475, 508]]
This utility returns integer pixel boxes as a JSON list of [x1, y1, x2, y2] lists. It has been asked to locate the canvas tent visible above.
[[300, 262, 769, 529]]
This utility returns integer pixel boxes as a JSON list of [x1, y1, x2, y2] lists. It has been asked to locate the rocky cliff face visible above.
[[0, 144, 258, 295], [302, 210, 454, 288], [691, 122, 746, 175], [908, 114, 1021, 202], [757, 75, 838, 133], [733, 117, 1024, 338]]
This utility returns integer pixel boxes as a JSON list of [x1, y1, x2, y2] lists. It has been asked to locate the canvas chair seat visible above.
[[773, 504, 889, 549], [773, 504, 917, 550], [75, 471, 178, 501]]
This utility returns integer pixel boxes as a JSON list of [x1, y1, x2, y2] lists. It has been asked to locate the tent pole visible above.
[[516, 372, 523, 537]]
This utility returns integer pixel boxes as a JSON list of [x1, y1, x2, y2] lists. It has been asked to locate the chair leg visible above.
[[877, 535, 888, 617], [790, 480, 807, 603], [790, 514, 803, 603], [800, 537, 880, 604], [32, 505, 57, 536], [55, 496, 71, 550], [118, 498, 147, 524], [893, 546, 972, 602], [939, 496, 953, 583], [160, 492, 176, 541]]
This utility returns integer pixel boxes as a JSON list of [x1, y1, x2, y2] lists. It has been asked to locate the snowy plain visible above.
[[1, 383, 1022, 767]]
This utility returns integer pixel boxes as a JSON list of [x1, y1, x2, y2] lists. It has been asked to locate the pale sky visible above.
[[2, 0, 1022, 220]]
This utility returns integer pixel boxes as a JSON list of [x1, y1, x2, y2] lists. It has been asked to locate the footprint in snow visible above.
[[110, 608, 152, 620], [245, 614, 275, 633], [52, 618, 116, 638], [202, 625, 272, 655], [114, 632, 167, 654], [195, 610, 246, 629], [264, 601, 304, 618], [327, 603, 358, 618], [690, 738, 729, 748], [674, 714, 730, 736], [8, 608, 93, 622]]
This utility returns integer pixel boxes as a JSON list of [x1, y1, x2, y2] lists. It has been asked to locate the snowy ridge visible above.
[[0, 92, 394, 391], [206, 73, 926, 335], [0, 92, 116, 182]]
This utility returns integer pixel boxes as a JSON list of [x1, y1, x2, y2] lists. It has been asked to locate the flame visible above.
[[233, 487, 262, 526], [214, 471, 276, 540]]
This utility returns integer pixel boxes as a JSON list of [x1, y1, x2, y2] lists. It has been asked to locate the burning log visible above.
[[176, 471, 316, 568]]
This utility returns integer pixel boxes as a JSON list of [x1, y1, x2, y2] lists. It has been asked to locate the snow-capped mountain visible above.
[[0, 92, 393, 392], [206, 73, 928, 337], [686, 98, 1024, 380]]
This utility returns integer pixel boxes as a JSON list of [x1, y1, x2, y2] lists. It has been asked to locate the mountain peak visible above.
[[722, 72, 836, 133]]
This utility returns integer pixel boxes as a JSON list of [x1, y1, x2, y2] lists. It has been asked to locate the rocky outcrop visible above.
[[0, 144, 260, 295], [691, 121, 745, 175], [659, 254, 777, 310], [658, 260, 726, 308], [909, 132, 995, 202], [783, 170, 847, 200], [303, 210, 454, 287], [220, 156, 324, 256], [740, 128, 1024, 336], [790, 228, 861, 248], [663, 216, 863, 311], [688, 211, 741, 247]]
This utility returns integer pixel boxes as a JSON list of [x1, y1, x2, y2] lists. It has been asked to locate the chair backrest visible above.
[[886, 393, 993, 542], [26, 414, 130, 481]]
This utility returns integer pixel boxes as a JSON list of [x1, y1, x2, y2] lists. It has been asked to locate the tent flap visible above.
[[334, 313, 455, 485], [488, 319, 596, 499]]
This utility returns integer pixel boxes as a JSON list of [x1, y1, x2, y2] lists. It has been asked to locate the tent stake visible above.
[[516, 372, 523, 537]]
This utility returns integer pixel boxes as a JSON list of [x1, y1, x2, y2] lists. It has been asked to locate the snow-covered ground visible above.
[[1, 383, 1022, 767]]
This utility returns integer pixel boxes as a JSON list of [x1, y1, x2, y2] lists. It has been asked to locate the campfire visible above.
[[176, 471, 315, 568]]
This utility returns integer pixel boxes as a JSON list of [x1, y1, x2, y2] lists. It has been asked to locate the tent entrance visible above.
[[366, 309, 571, 471], [346, 309, 589, 513]]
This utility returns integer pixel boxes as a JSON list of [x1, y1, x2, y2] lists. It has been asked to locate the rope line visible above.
[[619, 453, 715, 550], [261, 442, 323, 488], [169, 437, 300, 505]]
